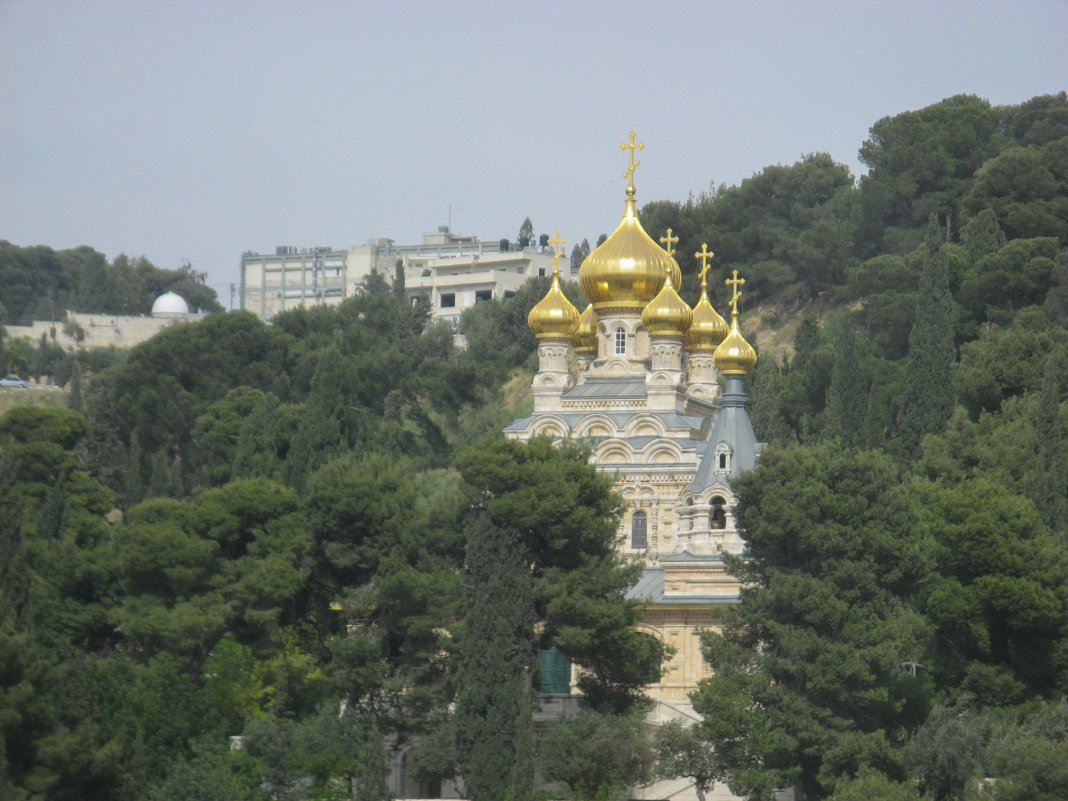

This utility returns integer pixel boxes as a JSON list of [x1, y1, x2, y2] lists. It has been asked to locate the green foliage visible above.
[[653, 719, 721, 801], [457, 437, 666, 711], [0, 244, 221, 325], [538, 710, 652, 801], [858, 95, 1002, 252], [897, 229, 958, 462], [454, 515, 536, 801], [912, 478, 1068, 700], [694, 444, 934, 800]]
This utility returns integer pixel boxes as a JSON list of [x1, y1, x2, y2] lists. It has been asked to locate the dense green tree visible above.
[[653, 719, 721, 801], [912, 478, 1068, 700], [956, 306, 1065, 418], [823, 319, 868, 445], [964, 135, 1068, 244], [285, 347, 346, 491], [538, 710, 652, 801], [897, 225, 958, 462], [694, 444, 934, 800], [858, 95, 1002, 253], [518, 216, 534, 248], [456, 437, 665, 711], [959, 236, 1059, 326], [1030, 347, 1067, 535], [454, 514, 536, 801]]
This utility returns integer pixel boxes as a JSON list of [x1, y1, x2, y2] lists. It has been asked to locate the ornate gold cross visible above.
[[620, 131, 644, 182], [548, 230, 566, 272], [694, 243, 715, 285], [726, 270, 745, 315], [659, 228, 678, 257]]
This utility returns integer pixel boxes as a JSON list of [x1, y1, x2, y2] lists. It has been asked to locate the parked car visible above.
[[0, 375, 28, 388]]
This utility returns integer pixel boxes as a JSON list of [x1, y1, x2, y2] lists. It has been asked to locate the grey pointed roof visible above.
[[690, 375, 761, 492]]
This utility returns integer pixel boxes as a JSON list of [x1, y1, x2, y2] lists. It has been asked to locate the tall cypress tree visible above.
[[454, 513, 536, 801], [285, 346, 346, 491], [1030, 346, 1066, 537], [823, 319, 867, 446], [66, 362, 82, 412], [898, 219, 957, 462]]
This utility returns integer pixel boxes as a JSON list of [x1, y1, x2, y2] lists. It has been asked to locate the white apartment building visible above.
[[240, 226, 572, 324]]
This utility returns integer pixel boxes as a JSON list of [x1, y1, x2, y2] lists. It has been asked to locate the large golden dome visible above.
[[714, 271, 757, 375], [642, 273, 692, 336], [571, 303, 598, 353], [528, 262, 580, 339], [579, 134, 681, 309]]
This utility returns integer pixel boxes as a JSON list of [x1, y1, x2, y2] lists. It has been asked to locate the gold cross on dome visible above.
[[694, 243, 715, 284], [548, 230, 566, 272], [659, 228, 679, 257], [726, 270, 745, 315], [620, 131, 644, 182]]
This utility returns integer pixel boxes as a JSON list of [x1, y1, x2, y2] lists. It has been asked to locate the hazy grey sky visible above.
[[1, 0, 1065, 300]]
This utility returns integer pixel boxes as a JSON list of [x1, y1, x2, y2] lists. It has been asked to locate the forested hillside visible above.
[[0, 246, 222, 325], [1, 92, 1067, 801]]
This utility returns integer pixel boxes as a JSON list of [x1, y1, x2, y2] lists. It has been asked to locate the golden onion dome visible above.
[[685, 272, 729, 351], [714, 271, 757, 375], [528, 263, 580, 338], [579, 135, 682, 309], [642, 273, 692, 336], [572, 303, 598, 353]]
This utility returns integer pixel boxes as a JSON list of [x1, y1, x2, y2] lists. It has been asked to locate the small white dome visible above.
[[151, 291, 189, 318]]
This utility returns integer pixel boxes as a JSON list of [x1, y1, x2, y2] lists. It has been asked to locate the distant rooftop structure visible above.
[[151, 291, 190, 318], [240, 226, 572, 323]]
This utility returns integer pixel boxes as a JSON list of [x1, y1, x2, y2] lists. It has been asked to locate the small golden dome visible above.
[[572, 303, 598, 353], [714, 270, 757, 375], [528, 264, 580, 338], [685, 273, 729, 351], [642, 273, 692, 336]]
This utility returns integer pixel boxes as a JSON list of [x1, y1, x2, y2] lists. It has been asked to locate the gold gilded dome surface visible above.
[[714, 270, 757, 375], [642, 273, 692, 335], [578, 133, 682, 309], [685, 243, 729, 351], [572, 303, 598, 352], [528, 232, 580, 338]]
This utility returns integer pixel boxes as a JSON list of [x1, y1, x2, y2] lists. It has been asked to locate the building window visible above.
[[710, 496, 726, 530], [504, 290, 516, 299], [716, 446, 731, 473], [475, 289, 492, 302], [615, 327, 626, 355], [440, 293, 456, 308], [539, 268, 546, 277], [631, 510, 647, 549]]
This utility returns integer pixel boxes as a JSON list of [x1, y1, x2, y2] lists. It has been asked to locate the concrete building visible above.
[[240, 227, 570, 324]]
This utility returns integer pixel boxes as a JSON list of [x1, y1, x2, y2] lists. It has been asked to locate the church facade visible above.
[[505, 134, 761, 800]]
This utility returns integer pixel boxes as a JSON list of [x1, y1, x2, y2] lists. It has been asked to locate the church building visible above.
[[505, 133, 761, 800]]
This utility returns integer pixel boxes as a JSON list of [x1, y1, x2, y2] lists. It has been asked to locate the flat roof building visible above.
[[240, 226, 571, 323]]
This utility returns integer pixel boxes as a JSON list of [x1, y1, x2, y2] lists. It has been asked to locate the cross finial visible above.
[[659, 228, 679, 257], [694, 243, 715, 287], [725, 270, 745, 316], [548, 230, 566, 274], [620, 131, 644, 184]]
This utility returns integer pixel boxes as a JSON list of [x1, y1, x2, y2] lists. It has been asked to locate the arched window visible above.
[[716, 445, 731, 473], [631, 510, 647, 549], [710, 496, 726, 529], [614, 327, 627, 355]]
